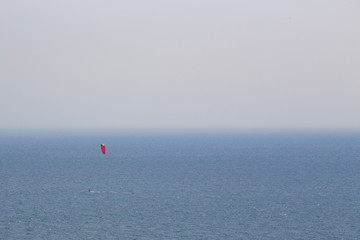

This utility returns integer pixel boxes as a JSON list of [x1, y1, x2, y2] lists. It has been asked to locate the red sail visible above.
[[101, 144, 106, 154]]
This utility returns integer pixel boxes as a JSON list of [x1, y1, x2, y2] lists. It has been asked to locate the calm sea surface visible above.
[[1, 130, 360, 239]]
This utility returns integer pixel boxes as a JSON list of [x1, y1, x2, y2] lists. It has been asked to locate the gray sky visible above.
[[1, 0, 359, 129]]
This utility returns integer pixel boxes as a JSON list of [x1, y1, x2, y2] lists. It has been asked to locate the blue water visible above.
[[1, 130, 360, 239]]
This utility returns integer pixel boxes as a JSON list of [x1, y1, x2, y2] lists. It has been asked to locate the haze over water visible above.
[[1, 130, 360, 239], [1, 0, 360, 129], [1, 1, 360, 239]]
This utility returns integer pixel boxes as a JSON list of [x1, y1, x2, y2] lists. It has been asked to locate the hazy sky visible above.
[[1, 0, 359, 129]]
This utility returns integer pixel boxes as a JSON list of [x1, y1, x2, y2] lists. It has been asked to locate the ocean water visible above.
[[1, 130, 360, 239]]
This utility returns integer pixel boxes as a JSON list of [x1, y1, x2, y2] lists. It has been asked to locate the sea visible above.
[[1, 129, 360, 239]]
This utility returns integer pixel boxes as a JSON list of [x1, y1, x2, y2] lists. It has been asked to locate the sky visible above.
[[1, 0, 359, 129]]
